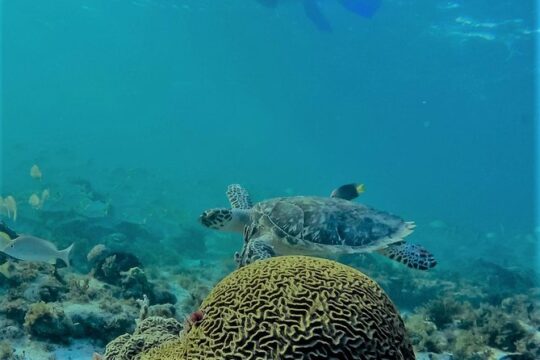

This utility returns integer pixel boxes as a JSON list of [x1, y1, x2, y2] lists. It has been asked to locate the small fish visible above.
[[0, 196, 17, 221], [330, 183, 365, 200], [29, 193, 41, 208], [28, 189, 50, 209], [30, 164, 42, 180], [41, 189, 50, 202], [1, 235, 73, 266]]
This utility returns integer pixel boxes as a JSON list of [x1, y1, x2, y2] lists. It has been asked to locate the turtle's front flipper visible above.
[[227, 184, 253, 209], [378, 243, 437, 270], [199, 208, 250, 232], [235, 225, 275, 268]]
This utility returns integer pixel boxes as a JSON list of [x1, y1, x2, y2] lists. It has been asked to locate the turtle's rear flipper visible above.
[[235, 226, 275, 268], [378, 243, 437, 270]]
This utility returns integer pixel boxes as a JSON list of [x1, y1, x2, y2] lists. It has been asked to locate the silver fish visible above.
[[1, 235, 73, 266]]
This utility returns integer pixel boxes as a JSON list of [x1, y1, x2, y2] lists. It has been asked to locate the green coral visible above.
[[103, 316, 183, 360], [452, 329, 485, 359], [405, 314, 447, 353], [142, 256, 414, 360], [421, 296, 475, 329], [476, 305, 529, 352], [0, 298, 29, 323], [405, 293, 540, 359], [0, 341, 15, 360], [24, 301, 72, 342]]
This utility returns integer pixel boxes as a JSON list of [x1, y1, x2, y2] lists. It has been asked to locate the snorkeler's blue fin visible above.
[[303, 0, 332, 32], [339, 0, 382, 18], [378, 243, 437, 270]]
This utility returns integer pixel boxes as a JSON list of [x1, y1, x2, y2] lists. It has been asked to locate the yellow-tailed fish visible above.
[[30, 164, 42, 180], [29, 193, 41, 208], [3, 196, 17, 221], [330, 183, 365, 201], [41, 189, 50, 202]]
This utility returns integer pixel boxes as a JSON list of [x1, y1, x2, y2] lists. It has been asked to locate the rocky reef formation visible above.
[[103, 316, 183, 360], [405, 291, 540, 360], [2, 159, 538, 359], [87, 244, 176, 305], [0, 245, 180, 358], [0, 261, 139, 345]]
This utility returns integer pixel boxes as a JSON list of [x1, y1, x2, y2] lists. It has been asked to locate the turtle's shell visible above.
[[251, 196, 411, 252]]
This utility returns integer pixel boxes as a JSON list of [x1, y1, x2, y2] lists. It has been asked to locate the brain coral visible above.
[[142, 256, 414, 360]]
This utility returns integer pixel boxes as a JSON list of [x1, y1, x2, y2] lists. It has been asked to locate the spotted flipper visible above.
[[378, 243, 437, 270], [226, 184, 253, 209], [234, 225, 275, 268]]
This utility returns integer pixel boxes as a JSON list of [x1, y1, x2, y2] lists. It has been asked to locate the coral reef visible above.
[[2, 156, 538, 359], [0, 258, 157, 350], [88, 247, 142, 285], [72, 307, 134, 341], [405, 290, 540, 359], [103, 316, 183, 360], [0, 341, 16, 360], [24, 301, 73, 341], [142, 256, 414, 360], [87, 245, 177, 305]]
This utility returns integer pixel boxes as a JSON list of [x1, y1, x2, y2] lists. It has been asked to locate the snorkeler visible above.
[[256, 0, 382, 31]]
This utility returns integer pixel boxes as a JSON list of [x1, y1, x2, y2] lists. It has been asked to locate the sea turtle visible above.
[[200, 183, 437, 270]]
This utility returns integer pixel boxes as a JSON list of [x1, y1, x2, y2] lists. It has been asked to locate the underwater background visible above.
[[1, 0, 538, 359]]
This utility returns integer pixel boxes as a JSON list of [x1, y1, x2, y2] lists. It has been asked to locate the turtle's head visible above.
[[199, 208, 251, 233]]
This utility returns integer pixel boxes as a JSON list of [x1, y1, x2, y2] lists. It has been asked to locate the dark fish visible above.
[[330, 183, 365, 200]]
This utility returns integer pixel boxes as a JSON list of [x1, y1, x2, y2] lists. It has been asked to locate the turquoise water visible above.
[[3, 0, 536, 230], [1, 1, 538, 358]]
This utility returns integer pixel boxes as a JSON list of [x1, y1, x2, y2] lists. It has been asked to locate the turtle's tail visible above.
[[378, 242, 437, 270]]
